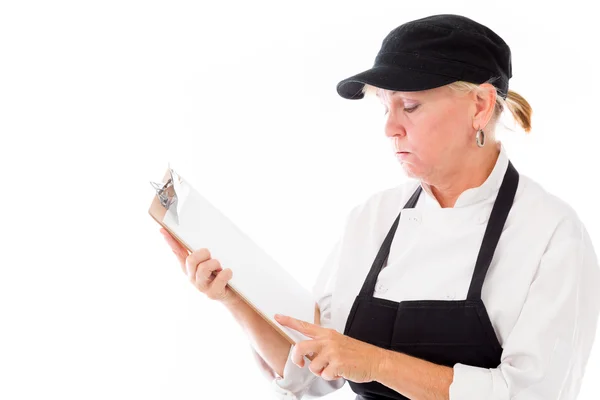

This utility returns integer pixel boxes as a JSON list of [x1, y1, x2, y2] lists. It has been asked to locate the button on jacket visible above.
[[269, 145, 600, 400]]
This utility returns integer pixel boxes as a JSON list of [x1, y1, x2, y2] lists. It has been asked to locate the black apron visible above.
[[342, 162, 518, 400]]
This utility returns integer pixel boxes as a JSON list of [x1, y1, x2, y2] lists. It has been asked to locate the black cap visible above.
[[336, 14, 512, 100]]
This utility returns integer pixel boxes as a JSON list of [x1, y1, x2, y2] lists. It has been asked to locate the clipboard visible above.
[[148, 166, 319, 346]]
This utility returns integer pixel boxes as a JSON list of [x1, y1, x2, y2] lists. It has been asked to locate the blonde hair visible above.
[[362, 80, 533, 133]]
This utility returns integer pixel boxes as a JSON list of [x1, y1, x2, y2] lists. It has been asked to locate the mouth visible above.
[[395, 151, 411, 160]]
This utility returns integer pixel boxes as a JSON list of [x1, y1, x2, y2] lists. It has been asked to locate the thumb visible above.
[[314, 303, 321, 326], [161, 229, 189, 267]]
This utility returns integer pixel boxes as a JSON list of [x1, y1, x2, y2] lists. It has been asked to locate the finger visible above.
[[291, 340, 322, 367], [160, 228, 182, 249], [161, 229, 188, 257], [205, 268, 233, 300], [194, 258, 223, 290], [320, 363, 342, 381], [185, 248, 212, 280], [274, 314, 320, 338], [308, 353, 328, 377], [187, 248, 211, 267], [161, 230, 189, 270]]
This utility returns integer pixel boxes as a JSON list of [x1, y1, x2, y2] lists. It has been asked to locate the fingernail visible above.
[[274, 314, 282, 319]]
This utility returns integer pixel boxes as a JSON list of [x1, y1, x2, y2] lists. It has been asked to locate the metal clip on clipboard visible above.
[[150, 177, 175, 210], [149, 166, 189, 225]]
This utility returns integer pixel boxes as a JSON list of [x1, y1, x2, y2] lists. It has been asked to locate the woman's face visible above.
[[379, 85, 476, 184]]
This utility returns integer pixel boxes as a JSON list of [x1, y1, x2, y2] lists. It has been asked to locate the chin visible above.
[[399, 162, 421, 180]]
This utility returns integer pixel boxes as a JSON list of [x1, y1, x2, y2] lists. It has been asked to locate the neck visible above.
[[428, 142, 501, 208]]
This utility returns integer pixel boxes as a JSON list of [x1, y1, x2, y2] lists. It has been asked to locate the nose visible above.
[[384, 112, 407, 139]]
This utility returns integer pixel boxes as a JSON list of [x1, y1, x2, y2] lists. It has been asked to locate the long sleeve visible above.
[[271, 237, 347, 399], [449, 216, 600, 399]]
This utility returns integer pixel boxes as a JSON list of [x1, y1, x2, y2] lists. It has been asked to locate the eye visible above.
[[404, 104, 420, 113]]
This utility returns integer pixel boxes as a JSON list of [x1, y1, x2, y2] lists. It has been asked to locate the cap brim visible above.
[[336, 65, 459, 100]]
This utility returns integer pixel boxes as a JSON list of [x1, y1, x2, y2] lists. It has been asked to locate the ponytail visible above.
[[504, 90, 532, 133]]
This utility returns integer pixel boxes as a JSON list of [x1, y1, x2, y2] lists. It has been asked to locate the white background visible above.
[[1, 1, 599, 399]]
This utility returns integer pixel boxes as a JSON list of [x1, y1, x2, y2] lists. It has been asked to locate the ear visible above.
[[472, 83, 497, 131]]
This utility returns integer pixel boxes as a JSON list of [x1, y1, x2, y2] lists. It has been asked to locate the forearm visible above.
[[375, 349, 453, 400], [222, 296, 291, 378]]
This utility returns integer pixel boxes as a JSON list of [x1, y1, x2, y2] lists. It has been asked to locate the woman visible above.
[[160, 14, 600, 400]]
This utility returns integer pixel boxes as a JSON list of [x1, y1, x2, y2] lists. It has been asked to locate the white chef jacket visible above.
[[268, 144, 600, 400]]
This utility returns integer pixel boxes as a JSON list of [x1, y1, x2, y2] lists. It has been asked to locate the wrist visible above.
[[221, 292, 244, 311], [373, 346, 393, 382]]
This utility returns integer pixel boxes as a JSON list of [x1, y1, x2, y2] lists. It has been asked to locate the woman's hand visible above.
[[274, 314, 386, 383], [160, 228, 240, 306]]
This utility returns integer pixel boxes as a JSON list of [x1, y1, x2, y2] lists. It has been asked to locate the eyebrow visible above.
[[375, 90, 420, 103], [391, 91, 413, 97]]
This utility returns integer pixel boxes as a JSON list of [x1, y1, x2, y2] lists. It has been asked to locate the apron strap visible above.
[[467, 161, 519, 300], [359, 185, 422, 297]]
